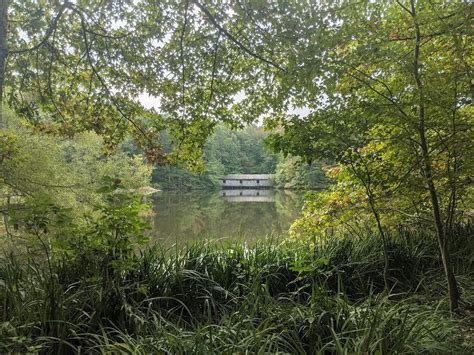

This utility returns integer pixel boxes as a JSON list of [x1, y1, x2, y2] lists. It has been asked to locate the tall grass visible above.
[[1, 224, 473, 353]]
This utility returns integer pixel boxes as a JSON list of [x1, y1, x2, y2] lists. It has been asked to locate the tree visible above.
[[0, 111, 152, 241], [266, 1, 472, 311], [1, 0, 285, 166], [274, 155, 328, 190], [2, 0, 471, 311], [152, 124, 278, 190]]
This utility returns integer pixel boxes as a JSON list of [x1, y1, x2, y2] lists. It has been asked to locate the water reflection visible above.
[[220, 189, 274, 202], [151, 189, 304, 244]]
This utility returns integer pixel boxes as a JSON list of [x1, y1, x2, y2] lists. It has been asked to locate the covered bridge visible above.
[[220, 174, 274, 189]]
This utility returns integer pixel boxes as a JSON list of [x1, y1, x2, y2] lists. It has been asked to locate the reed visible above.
[[1, 224, 472, 353]]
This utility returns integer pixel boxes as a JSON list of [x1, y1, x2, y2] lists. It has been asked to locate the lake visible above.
[[151, 189, 305, 244]]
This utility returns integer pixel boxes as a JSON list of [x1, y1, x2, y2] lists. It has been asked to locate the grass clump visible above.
[[1, 224, 473, 353]]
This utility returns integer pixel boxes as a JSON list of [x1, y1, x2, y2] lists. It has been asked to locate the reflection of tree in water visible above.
[[151, 190, 305, 243], [218, 202, 280, 238], [152, 191, 223, 241], [274, 190, 305, 222]]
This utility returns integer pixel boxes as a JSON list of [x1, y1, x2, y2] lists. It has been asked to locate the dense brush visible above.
[[1, 224, 473, 353]]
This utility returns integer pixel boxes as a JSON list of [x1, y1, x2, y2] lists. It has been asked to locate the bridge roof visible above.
[[222, 174, 274, 180]]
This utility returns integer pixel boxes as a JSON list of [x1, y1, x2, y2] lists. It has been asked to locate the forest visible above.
[[0, 0, 473, 353], [152, 124, 328, 190]]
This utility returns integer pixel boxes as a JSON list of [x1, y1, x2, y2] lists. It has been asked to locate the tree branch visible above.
[[70, 5, 153, 145], [192, 0, 286, 72], [10, 2, 71, 55]]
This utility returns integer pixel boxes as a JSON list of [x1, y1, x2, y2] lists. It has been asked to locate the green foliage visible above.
[[290, 163, 385, 240], [1, 114, 151, 203], [0, 113, 152, 253], [1, 1, 472, 350], [152, 124, 280, 190], [1, 224, 473, 353], [5, 0, 473, 177], [152, 166, 221, 191], [274, 155, 329, 189], [205, 125, 278, 175], [151, 124, 329, 190], [5, 0, 285, 165], [266, 0, 472, 229], [75, 177, 151, 264]]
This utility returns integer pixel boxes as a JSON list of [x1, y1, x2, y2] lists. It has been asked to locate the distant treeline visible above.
[[150, 125, 329, 190]]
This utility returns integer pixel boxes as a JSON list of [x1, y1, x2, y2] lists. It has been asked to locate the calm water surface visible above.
[[151, 189, 305, 244]]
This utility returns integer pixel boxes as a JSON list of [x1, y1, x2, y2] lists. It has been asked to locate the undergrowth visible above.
[[1, 224, 473, 354]]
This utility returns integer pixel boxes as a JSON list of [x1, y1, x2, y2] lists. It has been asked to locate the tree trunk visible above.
[[418, 133, 460, 311], [410, 0, 459, 312], [349, 160, 390, 292], [0, 0, 8, 128], [369, 197, 390, 293]]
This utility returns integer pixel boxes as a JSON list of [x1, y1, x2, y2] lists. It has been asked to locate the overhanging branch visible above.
[[192, 0, 286, 72], [10, 1, 71, 55]]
